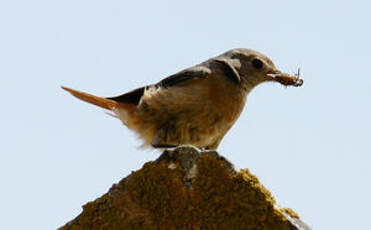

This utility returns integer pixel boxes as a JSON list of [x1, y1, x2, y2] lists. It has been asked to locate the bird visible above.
[[62, 48, 303, 150]]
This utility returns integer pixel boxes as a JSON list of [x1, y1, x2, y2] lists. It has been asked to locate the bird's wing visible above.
[[64, 59, 240, 108], [107, 65, 213, 105], [157, 58, 241, 88], [107, 87, 145, 105], [156, 65, 212, 88]]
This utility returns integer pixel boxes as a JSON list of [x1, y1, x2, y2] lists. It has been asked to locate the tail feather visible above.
[[61, 86, 118, 110]]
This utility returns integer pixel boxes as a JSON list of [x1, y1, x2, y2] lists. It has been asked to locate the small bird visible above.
[[62, 48, 303, 149]]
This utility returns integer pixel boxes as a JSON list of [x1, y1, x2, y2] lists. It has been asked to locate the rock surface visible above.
[[59, 146, 311, 230]]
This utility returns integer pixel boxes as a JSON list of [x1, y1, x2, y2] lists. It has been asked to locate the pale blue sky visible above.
[[1, 1, 370, 229]]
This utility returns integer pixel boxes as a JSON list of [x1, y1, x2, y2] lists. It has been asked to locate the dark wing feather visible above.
[[106, 65, 212, 105], [157, 65, 212, 88], [107, 87, 145, 105]]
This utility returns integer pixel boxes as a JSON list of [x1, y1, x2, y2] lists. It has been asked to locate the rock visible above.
[[59, 146, 311, 230]]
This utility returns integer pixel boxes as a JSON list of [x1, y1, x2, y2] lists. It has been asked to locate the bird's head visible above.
[[216, 48, 303, 90]]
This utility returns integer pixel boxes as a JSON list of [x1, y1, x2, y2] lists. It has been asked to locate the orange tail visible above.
[[61, 86, 118, 110]]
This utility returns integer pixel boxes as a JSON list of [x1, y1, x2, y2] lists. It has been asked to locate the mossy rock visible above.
[[59, 146, 310, 230]]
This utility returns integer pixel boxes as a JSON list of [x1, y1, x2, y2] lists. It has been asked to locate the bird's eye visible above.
[[252, 58, 263, 69]]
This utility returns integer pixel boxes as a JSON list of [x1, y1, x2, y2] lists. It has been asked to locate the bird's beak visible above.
[[267, 68, 303, 87]]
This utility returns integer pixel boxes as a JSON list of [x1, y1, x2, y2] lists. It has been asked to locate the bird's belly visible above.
[[127, 83, 245, 149], [168, 110, 228, 148]]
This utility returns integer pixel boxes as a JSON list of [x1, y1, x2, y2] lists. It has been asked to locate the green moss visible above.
[[189, 153, 290, 230], [60, 151, 296, 230], [127, 161, 191, 229], [283, 208, 300, 219], [59, 184, 152, 230]]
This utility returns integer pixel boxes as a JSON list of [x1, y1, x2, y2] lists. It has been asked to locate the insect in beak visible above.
[[267, 68, 303, 87]]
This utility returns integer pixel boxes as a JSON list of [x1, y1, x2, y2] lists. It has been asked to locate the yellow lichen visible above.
[[283, 208, 300, 219], [60, 151, 296, 230], [127, 161, 191, 229], [189, 153, 290, 230]]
